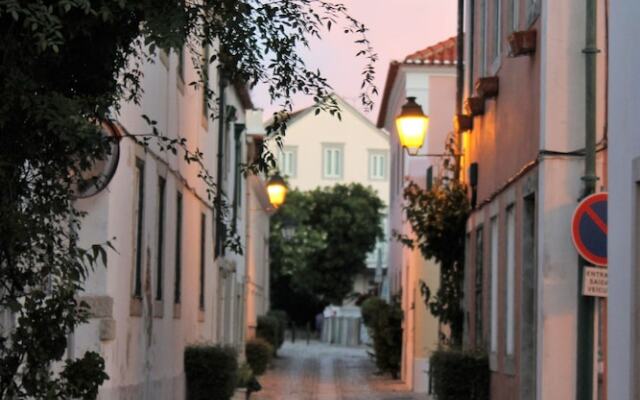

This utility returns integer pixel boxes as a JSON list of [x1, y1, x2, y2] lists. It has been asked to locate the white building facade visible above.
[[72, 45, 270, 399]]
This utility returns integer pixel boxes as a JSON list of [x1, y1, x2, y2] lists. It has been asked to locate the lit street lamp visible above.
[[266, 173, 287, 208], [395, 96, 429, 155]]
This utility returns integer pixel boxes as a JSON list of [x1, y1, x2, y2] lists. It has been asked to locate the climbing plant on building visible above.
[[0, 1, 376, 398], [396, 179, 470, 346]]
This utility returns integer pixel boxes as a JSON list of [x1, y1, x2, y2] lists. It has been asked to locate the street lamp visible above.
[[266, 173, 287, 208], [395, 97, 429, 156]]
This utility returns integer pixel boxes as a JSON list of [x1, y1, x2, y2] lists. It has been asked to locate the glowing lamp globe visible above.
[[267, 174, 287, 208], [395, 97, 429, 155]]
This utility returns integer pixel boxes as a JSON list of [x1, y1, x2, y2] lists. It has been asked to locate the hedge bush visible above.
[[256, 315, 280, 354], [184, 344, 238, 400], [430, 349, 489, 400], [245, 338, 273, 375], [361, 296, 402, 378], [267, 309, 288, 348]]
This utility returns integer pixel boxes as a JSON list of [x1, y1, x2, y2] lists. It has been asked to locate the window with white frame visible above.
[[493, 0, 502, 63], [480, 0, 488, 76], [280, 147, 297, 177], [323, 145, 343, 179], [527, 0, 540, 25], [511, 0, 519, 32], [490, 217, 499, 355], [369, 151, 387, 180], [505, 205, 516, 356]]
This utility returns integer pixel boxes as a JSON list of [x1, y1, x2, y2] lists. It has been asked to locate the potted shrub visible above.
[[430, 349, 489, 400], [184, 344, 238, 400], [508, 30, 537, 57], [235, 364, 262, 400], [464, 97, 485, 116], [256, 315, 280, 355], [475, 77, 499, 99], [454, 114, 473, 133], [245, 338, 273, 375]]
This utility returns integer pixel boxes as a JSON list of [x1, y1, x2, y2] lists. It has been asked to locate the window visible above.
[[280, 147, 297, 177], [490, 217, 499, 354], [527, 0, 540, 25], [174, 191, 183, 304], [511, 0, 520, 32], [475, 227, 484, 348], [521, 194, 537, 396], [133, 159, 145, 298], [505, 205, 516, 356], [323, 145, 343, 179], [493, 0, 502, 63], [426, 166, 433, 190], [202, 44, 209, 118], [232, 125, 244, 230], [156, 177, 166, 301], [369, 151, 387, 180], [199, 213, 206, 310], [177, 46, 185, 84], [480, 0, 488, 75]]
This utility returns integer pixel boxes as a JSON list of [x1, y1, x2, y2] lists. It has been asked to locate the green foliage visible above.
[[267, 310, 288, 348], [361, 296, 403, 378], [398, 180, 470, 346], [0, 0, 376, 397], [430, 349, 489, 400], [360, 296, 385, 327], [256, 315, 280, 354], [236, 363, 262, 393], [245, 338, 273, 376], [184, 344, 238, 400], [270, 184, 385, 324]]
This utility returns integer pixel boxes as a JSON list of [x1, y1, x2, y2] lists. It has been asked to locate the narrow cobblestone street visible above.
[[254, 341, 423, 400]]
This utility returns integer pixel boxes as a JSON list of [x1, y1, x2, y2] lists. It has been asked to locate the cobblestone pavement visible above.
[[253, 340, 424, 400]]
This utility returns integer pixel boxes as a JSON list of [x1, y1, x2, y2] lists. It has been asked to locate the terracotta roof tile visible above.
[[404, 36, 457, 65]]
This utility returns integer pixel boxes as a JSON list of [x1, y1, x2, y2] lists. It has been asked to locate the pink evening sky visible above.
[[251, 0, 458, 122]]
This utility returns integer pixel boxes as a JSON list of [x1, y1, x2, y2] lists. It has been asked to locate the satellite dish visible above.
[[71, 121, 121, 199]]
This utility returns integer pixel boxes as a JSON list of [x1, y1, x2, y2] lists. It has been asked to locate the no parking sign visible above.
[[571, 192, 607, 266]]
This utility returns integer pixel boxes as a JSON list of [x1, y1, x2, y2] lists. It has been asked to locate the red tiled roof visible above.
[[404, 36, 457, 65]]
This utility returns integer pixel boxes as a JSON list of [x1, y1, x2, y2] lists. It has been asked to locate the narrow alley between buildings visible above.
[[254, 341, 422, 400]]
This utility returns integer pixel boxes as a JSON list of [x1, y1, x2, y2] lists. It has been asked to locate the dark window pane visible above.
[[174, 191, 183, 304], [156, 177, 166, 301], [134, 158, 145, 298]]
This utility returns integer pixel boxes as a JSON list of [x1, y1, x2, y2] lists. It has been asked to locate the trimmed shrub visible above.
[[361, 296, 386, 327], [184, 344, 238, 400], [361, 296, 402, 378], [256, 315, 280, 353], [267, 309, 288, 348], [430, 349, 489, 400], [245, 338, 273, 375], [237, 363, 262, 393]]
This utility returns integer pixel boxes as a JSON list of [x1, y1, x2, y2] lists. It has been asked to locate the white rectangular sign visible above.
[[582, 266, 608, 298]]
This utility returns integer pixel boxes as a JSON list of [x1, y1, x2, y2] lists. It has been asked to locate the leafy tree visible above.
[[397, 179, 470, 346], [0, 1, 375, 398], [270, 184, 384, 324]]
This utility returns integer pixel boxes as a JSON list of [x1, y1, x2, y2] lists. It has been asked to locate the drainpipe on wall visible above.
[[455, 0, 465, 181], [576, 0, 598, 399]]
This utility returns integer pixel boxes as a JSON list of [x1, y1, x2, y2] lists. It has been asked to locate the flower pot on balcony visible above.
[[475, 77, 499, 99], [454, 114, 473, 132], [507, 30, 537, 57], [464, 97, 485, 116]]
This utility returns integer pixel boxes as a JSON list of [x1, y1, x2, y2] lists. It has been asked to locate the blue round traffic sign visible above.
[[571, 192, 607, 266]]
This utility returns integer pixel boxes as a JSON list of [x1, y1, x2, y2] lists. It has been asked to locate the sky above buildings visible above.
[[252, 0, 457, 122]]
